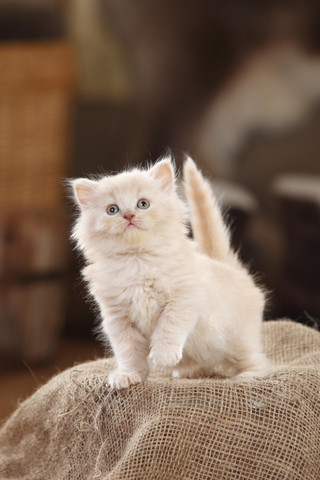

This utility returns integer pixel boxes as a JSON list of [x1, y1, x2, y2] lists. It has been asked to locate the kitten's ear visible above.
[[150, 157, 175, 192], [71, 178, 97, 208]]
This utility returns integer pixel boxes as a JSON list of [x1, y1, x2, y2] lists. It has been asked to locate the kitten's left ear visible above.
[[150, 156, 175, 192]]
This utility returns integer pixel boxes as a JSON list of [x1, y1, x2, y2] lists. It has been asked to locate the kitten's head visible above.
[[71, 157, 187, 256]]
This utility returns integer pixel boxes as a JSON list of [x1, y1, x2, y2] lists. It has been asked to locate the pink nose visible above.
[[123, 213, 135, 222]]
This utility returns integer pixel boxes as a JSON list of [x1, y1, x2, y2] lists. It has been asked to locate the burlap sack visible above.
[[0, 320, 319, 480]]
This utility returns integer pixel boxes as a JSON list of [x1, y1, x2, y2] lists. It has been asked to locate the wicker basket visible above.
[[0, 208, 69, 366], [0, 209, 69, 280], [0, 41, 75, 366], [0, 41, 75, 209], [0, 278, 67, 367]]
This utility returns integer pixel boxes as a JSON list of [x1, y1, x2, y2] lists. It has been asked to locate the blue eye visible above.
[[137, 199, 150, 209], [106, 204, 119, 215]]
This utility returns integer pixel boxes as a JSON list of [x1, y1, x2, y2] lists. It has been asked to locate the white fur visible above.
[[71, 156, 269, 389]]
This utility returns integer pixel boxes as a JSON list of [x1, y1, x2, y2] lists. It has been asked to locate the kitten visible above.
[[71, 156, 269, 389]]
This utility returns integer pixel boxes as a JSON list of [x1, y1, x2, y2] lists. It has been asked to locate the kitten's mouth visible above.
[[126, 221, 138, 230]]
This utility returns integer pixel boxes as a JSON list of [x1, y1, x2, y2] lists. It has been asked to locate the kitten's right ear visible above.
[[149, 157, 175, 192], [71, 178, 97, 209]]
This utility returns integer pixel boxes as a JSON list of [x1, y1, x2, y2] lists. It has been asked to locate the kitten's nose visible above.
[[123, 212, 135, 222]]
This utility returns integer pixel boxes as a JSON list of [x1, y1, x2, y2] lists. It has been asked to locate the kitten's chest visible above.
[[129, 276, 169, 334], [94, 255, 171, 334]]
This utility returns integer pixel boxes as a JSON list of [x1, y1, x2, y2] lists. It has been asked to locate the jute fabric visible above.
[[0, 320, 319, 479]]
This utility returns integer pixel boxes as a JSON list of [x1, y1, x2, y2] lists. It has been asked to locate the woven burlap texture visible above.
[[0, 320, 319, 480]]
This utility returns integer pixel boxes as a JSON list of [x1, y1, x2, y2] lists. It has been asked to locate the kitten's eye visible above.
[[106, 204, 119, 215], [137, 199, 150, 209]]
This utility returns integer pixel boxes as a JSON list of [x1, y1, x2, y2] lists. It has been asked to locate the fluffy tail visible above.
[[183, 156, 239, 266]]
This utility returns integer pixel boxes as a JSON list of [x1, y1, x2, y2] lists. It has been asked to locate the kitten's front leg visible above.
[[103, 317, 150, 389], [149, 303, 197, 369]]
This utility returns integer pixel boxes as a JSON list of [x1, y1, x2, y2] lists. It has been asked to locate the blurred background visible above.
[[1, 0, 320, 422]]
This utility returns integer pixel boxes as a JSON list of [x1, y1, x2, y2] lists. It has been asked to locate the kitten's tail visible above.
[[183, 156, 239, 266]]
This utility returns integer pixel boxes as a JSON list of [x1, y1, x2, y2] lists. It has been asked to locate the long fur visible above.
[[183, 156, 240, 267], [71, 156, 269, 389]]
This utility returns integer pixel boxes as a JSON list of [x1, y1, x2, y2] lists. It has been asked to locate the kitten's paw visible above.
[[149, 342, 182, 369], [108, 369, 146, 389]]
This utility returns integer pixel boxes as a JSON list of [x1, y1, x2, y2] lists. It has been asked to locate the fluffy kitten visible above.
[[71, 156, 269, 389]]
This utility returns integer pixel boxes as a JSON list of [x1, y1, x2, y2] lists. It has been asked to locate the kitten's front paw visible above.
[[149, 342, 182, 369], [108, 369, 146, 389]]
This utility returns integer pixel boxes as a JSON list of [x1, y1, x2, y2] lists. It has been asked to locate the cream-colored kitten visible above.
[[71, 156, 269, 389]]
